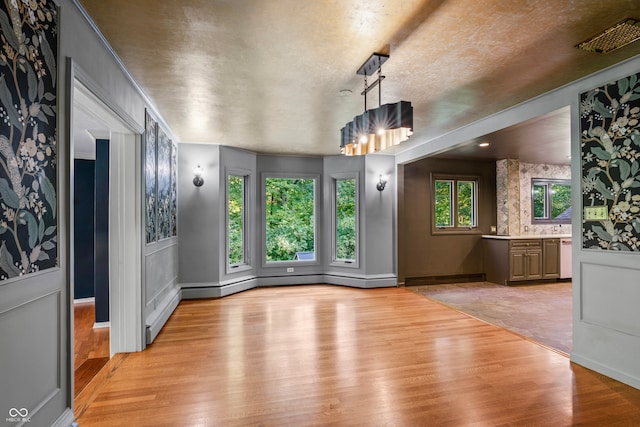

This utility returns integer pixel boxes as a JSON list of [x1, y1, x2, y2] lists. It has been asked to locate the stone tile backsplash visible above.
[[496, 160, 572, 236]]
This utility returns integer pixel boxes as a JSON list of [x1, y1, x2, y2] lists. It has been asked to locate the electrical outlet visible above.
[[287, 267, 294, 273]]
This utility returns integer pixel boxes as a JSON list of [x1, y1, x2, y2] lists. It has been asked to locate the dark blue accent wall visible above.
[[95, 139, 110, 323], [74, 159, 95, 299]]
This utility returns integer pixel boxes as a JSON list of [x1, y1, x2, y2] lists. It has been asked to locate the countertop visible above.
[[481, 234, 572, 240]]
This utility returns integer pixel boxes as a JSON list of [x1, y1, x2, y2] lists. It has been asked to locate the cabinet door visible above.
[[543, 239, 560, 279], [526, 249, 543, 280], [509, 250, 527, 281]]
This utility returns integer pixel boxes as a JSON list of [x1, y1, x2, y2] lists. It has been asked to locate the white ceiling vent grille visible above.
[[576, 19, 640, 54]]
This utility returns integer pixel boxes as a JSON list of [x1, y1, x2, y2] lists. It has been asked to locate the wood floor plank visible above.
[[74, 301, 110, 395], [76, 285, 640, 426]]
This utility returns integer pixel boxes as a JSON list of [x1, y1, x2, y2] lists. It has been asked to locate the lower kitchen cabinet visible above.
[[542, 238, 560, 279], [509, 240, 542, 281], [484, 236, 562, 285]]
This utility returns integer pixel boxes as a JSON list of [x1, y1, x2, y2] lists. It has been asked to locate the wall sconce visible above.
[[377, 174, 389, 192], [193, 164, 204, 187]]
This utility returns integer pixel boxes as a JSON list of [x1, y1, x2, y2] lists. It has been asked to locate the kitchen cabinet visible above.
[[542, 238, 560, 279], [509, 240, 542, 281], [483, 235, 565, 285]]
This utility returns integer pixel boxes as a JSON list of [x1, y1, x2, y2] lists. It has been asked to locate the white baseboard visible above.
[[571, 352, 640, 390], [74, 297, 95, 304], [145, 287, 181, 344], [324, 273, 397, 288], [257, 275, 325, 287], [50, 408, 76, 427], [181, 274, 397, 299], [93, 321, 110, 329], [181, 278, 258, 299]]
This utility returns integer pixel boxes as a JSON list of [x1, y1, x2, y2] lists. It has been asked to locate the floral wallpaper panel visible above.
[[145, 111, 177, 244], [170, 140, 177, 237], [145, 111, 157, 244], [0, 1, 58, 280], [156, 127, 171, 240], [580, 72, 640, 251]]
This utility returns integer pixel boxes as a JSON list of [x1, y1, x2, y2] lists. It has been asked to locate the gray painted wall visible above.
[[178, 143, 221, 285], [363, 155, 396, 277], [144, 240, 179, 343], [177, 145, 261, 288], [178, 149, 398, 297]]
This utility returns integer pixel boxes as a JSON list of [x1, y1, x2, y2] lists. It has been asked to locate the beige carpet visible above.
[[407, 281, 572, 355]]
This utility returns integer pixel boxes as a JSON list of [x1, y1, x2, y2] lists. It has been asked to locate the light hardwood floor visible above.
[[74, 301, 110, 395], [76, 285, 640, 426]]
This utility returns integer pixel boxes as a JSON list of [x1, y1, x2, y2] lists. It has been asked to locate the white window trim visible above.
[[531, 178, 572, 224], [225, 168, 252, 274], [431, 173, 481, 235]]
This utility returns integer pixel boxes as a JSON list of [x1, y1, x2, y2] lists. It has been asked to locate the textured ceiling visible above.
[[433, 106, 572, 165], [78, 0, 640, 158]]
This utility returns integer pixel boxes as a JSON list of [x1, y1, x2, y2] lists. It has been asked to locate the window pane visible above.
[[335, 178, 356, 261], [533, 184, 547, 219], [265, 177, 315, 262], [550, 183, 572, 220], [228, 175, 244, 265], [435, 180, 453, 227], [457, 181, 475, 227]]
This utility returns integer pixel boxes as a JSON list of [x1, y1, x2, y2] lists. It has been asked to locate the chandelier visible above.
[[340, 53, 413, 156]]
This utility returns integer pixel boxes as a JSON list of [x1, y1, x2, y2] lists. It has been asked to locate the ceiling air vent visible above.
[[576, 19, 640, 54]]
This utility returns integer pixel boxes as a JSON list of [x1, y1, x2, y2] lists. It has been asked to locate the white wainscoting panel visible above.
[[581, 262, 640, 337]]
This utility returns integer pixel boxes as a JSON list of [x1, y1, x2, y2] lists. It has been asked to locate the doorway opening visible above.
[[399, 105, 573, 355], [72, 131, 110, 394], [71, 76, 143, 399]]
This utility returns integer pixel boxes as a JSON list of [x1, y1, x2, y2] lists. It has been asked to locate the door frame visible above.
[[68, 60, 145, 373]]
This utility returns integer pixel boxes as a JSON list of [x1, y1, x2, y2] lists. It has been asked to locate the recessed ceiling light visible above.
[[478, 142, 490, 147], [339, 89, 352, 97]]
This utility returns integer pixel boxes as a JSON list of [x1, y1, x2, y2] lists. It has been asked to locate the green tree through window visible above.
[[533, 184, 546, 219], [531, 179, 571, 223], [434, 177, 477, 230], [457, 181, 475, 227], [335, 178, 356, 261], [265, 177, 316, 262], [435, 180, 452, 227], [551, 183, 571, 219], [228, 175, 245, 266]]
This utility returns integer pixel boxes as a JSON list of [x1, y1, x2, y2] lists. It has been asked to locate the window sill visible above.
[[226, 264, 252, 275], [431, 228, 484, 236], [330, 260, 359, 269]]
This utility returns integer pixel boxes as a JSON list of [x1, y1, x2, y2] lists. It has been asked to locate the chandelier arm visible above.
[[363, 74, 367, 112], [378, 63, 382, 107]]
